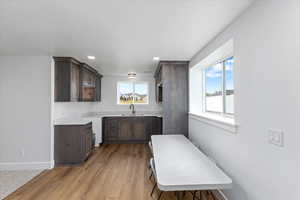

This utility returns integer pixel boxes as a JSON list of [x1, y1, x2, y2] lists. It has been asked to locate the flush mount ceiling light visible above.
[[153, 57, 160, 61], [87, 56, 96, 60], [128, 72, 137, 79]]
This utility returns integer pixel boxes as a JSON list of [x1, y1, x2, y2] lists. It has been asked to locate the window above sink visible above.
[[117, 82, 149, 105]]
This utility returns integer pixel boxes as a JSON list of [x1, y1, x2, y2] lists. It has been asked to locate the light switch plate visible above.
[[268, 129, 284, 147]]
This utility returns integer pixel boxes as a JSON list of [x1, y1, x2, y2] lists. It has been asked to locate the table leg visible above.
[[176, 191, 184, 200], [207, 190, 215, 200]]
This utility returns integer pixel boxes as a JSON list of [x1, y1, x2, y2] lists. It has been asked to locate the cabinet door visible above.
[[104, 118, 119, 141], [54, 61, 71, 102], [82, 87, 96, 101], [155, 72, 163, 103], [55, 125, 82, 165], [81, 67, 96, 101], [119, 118, 132, 140], [84, 123, 93, 157], [144, 117, 153, 141], [85, 132, 92, 157], [152, 117, 162, 135], [131, 117, 146, 140], [81, 68, 96, 87], [155, 78, 158, 103], [95, 75, 102, 102], [70, 63, 80, 101]]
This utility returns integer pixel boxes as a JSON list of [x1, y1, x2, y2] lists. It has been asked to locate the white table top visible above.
[[151, 135, 232, 191]]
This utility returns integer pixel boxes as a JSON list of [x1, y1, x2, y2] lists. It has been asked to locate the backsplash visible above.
[[54, 102, 97, 119], [54, 102, 162, 119]]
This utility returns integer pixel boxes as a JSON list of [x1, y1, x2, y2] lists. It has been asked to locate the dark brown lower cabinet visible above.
[[102, 117, 162, 144], [54, 122, 93, 165]]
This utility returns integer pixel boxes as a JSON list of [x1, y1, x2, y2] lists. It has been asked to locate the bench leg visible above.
[[151, 183, 157, 197], [158, 191, 164, 200], [176, 191, 184, 200], [149, 171, 153, 180], [192, 191, 197, 200]]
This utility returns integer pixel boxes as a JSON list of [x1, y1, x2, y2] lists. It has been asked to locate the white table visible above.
[[151, 135, 232, 199]]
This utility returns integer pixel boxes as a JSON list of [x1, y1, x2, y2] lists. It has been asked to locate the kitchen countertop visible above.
[[54, 118, 92, 126], [101, 114, 163, 118], [54, 112, 162, 125], [82, 111, 162, 118]]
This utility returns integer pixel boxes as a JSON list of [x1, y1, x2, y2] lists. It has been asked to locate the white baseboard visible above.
[[0, 160, 54, 171]]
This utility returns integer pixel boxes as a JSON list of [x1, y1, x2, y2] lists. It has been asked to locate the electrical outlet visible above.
[[268, 129, 284, 147]]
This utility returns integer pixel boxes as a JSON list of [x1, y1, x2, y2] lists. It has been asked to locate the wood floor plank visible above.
[[5, 144, 216, 200]]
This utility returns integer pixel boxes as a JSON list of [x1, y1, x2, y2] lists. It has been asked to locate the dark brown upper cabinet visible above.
[[80, 63, 97, 102], [95, 73, 102, 102], [54, 57, 102, 102], [154, 61, 189, 136], [154, 66, 163, 103], [54, 57, 81, 102]]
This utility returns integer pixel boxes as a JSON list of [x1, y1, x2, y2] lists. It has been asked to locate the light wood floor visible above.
[[5, 144, 215, 200]]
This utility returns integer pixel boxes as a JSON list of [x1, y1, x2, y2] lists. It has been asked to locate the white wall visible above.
[[0, 56, 53, 170], [189, 0, 300, 200]]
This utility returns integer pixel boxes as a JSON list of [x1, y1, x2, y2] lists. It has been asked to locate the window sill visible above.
[[189, 112, 238, 133]]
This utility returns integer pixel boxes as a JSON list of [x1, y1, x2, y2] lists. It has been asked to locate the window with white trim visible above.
[[203, 57, 234, 115], [117, 82, 149, 105]]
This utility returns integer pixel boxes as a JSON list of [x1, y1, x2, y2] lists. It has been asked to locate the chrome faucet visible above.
[[129, 104, 136, 115]]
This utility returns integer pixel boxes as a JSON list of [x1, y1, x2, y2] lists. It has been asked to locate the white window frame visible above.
[[117, 81, 149, 105], [203, 56, 234, 117]]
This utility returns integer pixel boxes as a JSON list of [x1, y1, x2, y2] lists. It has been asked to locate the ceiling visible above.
[[0, 0, 255, 74]]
